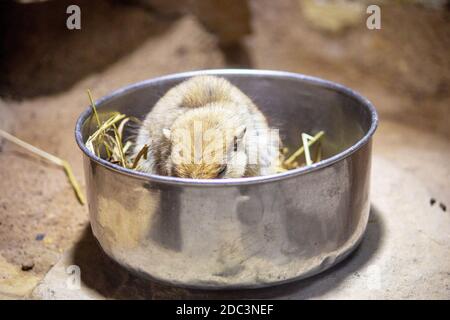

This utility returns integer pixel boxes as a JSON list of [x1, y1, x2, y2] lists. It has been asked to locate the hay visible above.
[[86, 90, 147, 170], [0, 129, 85, 205], [280, 130, 325, 171], [86, 90, 326, 176]]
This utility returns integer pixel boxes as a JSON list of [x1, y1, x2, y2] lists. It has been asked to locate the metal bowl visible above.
[[75, 69, 378, 289]]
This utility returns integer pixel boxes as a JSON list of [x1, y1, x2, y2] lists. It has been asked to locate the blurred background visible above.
[[0, 0, 449, 299]]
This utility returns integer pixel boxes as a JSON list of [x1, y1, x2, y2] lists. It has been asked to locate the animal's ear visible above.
[[235, 126, 246, 140], [233, 126, 246, 152], [162, 128, 171, 140]]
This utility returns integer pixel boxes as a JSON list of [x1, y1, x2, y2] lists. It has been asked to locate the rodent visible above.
[[133, 75, 280, 179]]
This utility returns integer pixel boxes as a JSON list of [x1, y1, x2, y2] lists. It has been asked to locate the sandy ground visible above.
[[30, 118, 450, 299], [0, 0, 449, 298]]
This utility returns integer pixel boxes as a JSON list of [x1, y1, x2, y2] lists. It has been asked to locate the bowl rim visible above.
[[75, 69, 378, 186]]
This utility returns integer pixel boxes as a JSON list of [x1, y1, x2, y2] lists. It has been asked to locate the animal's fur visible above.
[[133, 75, 280, 178]]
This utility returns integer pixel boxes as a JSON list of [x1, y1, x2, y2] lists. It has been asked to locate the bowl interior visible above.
[[81, 71, 374, 163]]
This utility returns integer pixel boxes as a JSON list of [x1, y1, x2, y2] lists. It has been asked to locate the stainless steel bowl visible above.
[[75, 69, 378, 289]]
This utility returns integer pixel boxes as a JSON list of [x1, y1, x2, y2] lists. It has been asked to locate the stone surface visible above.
[[0, 255, 40, 299], [191, 0, 252, 46], [31, 120, 450, 299], [299, 0, 365, 33], [133, 0, 252, 45]]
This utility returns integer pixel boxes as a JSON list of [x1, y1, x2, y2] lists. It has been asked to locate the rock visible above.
[[35, 234, 45, 241], [136, 0, 252, 46], [0, 255, 39, 298], [21, 261, 35, 272], [129, 0, 189, 16], [396, 0, 448, 9], [190, 0, 252, 46], [14, 0, 50, 3], [299, 0, 364, 33]]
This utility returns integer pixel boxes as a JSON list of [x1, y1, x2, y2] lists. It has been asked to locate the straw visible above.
[[0, 129, 85, 205], [131, 144, 149, 169], [283, 130, 325, 166]]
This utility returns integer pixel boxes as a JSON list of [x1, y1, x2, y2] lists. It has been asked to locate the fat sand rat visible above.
[[133, 75, 280, 178]]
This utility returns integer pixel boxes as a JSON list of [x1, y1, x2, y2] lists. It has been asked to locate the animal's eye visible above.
[[233, 136, 238, 152], [217, 165, 227, 178]]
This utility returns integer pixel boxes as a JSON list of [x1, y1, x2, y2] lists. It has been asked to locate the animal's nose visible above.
[[188, 166, 213, 179], [190, 172, 207, 179]]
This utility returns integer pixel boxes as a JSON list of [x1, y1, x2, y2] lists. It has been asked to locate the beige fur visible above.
[[133, 75, 280, 178]]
